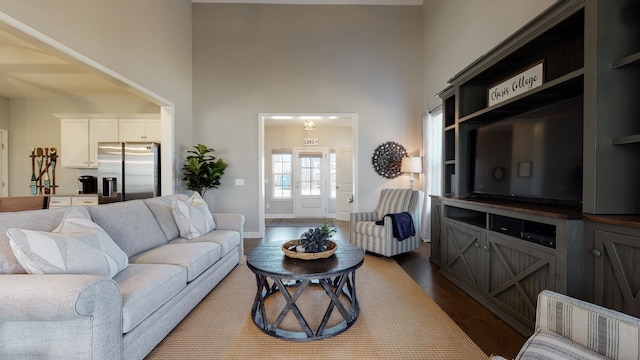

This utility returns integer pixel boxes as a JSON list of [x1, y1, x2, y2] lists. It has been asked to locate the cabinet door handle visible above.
[[474, 242, 479, 248], [483, 245, 489, 251], [592, 249, 602, 257]]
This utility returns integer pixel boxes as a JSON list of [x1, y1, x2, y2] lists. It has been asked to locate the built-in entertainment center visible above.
[[432, 0, 640, 336]]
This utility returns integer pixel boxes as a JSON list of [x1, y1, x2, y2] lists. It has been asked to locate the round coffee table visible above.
[[246, 240, 364, 341]]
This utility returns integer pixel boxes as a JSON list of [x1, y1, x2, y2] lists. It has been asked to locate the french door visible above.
[[294, 148, 328, 217]]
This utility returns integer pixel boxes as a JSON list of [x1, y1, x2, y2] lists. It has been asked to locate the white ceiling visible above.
[[0, 22, 146, 99]]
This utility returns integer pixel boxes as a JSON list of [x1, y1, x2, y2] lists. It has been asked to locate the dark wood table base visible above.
[[251, 269, 359, 341], [247, 241, 364, 341]]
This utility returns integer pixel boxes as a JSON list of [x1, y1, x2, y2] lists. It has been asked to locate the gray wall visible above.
[[0, 1, 562, 236], [0, 0, 194, 194], [421, 0, 555, 112], [193, 4, 423, 234]]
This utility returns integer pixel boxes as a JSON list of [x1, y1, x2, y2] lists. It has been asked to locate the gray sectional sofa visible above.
[[0, 194, 244, 360]]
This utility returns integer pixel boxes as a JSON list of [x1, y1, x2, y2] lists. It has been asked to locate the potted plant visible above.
[[282, 221, 338, 259], [299, 222, 337, 253], [182, 144, 228, 196]]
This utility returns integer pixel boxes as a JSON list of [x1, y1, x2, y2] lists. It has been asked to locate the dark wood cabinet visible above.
[[584, 220, 640, 318], [439, 198, 582, 336], [434, 0, 640, 336], [429, 196, 442, 265], [442, 219, 483, 289], [484, 232, 556, 332]]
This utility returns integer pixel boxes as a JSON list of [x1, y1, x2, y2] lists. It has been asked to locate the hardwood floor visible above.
[[247, 220, 526, 358]]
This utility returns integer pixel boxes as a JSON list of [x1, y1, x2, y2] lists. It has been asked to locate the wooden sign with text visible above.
[[488, 62, 544, 107]]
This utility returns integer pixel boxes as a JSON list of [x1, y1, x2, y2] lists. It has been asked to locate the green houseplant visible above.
[[182, 144, 228, 196], [299, 222, 337, 253]]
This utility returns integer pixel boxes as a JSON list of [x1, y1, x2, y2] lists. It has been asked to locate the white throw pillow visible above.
[[171, 192, 216, 239], [7, 208, 128, 278]]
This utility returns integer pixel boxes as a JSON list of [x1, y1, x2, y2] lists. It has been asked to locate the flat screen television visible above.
[[469, 96, 583, 205]]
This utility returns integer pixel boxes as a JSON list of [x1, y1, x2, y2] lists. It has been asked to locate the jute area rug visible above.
[[146, 255, 487, 360], [265, 218, 335, 228]]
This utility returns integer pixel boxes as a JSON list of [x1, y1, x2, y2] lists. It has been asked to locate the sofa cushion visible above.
[[129, 242, 221, 282], [114, 263, 187, 333], [171, 192, 216, 239], [0, 207, 70, 274], [143, 194, 188, 241], [170, 229, 240, 258], [516, 329, 607, 360], [374, 189, 413, 221], [88, 200, 167, 257], [7, 208, 128, 278]]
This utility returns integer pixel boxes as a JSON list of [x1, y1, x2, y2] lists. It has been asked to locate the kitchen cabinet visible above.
[[119, 117, 160, 142], [48, 196, 72, 208], [59, 118, 118, 168], [71, 196, 98, 206], [90, 119, 119, 166], [60, 119, 90, 168], [50, 195, 98, 208]]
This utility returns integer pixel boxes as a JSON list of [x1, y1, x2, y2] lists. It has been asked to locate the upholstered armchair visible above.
[[492, 290, 640, 359], [349, 189, 425, 257]]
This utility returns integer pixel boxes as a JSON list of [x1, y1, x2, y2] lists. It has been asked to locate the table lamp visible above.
[[401, 156, 422, 190]]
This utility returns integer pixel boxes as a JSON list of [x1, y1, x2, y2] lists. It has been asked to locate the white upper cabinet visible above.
[[60, 118, 118, 168], [89, 119, 119, 166], [119, 118, 161, 142], [56, 113, 159, 169], [60, 118, 90, 168]]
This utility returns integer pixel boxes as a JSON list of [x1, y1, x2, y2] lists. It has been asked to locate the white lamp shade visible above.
[[401, 156, 422, 174]]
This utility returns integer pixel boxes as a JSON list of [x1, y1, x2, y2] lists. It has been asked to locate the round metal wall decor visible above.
[[371, 141, 407, 179]]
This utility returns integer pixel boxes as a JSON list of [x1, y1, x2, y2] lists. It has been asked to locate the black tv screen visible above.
[[470, 96, 583, 204]]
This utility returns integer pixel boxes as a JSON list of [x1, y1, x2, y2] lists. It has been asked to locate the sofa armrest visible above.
[[212, 213, 244, 236], [0, 274, 123, 359], [535, 290, 640, 359], [212, 213, 245, 260]]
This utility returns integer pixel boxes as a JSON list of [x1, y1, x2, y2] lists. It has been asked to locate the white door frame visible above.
[[0, 129, 7, 196], [258, 113, 358, 238]]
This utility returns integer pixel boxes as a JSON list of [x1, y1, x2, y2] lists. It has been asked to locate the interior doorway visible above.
[[258, 113, 358, 238]]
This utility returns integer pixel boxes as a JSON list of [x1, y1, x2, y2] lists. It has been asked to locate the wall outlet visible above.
[[234, 178, 245, 186]]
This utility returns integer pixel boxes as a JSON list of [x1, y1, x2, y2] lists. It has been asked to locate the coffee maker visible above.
[[78, 175, 98, 194]]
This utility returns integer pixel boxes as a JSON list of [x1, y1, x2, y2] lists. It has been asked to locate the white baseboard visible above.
[[244, 231, 261, 239]]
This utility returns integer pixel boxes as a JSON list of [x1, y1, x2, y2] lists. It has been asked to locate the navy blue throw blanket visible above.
[[375, 212, 415, 241]]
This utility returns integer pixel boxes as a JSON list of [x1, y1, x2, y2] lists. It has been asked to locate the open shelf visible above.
[[458, 69, 584, 125], [445, 205, 486, 228], [613, 51, 640, 69], [612, 134, 640, 145]]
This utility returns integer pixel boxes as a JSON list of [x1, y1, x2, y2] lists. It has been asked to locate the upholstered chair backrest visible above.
[[373, 189, 414, 221]]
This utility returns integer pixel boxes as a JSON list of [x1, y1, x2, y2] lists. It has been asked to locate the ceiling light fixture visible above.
[[303, 119, 316, 131]]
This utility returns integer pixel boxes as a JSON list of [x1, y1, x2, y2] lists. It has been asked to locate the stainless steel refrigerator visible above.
[[97, 142, 160, 204]]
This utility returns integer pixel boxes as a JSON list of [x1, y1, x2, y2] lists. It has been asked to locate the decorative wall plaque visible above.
[[371, 141, 407, 179]]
